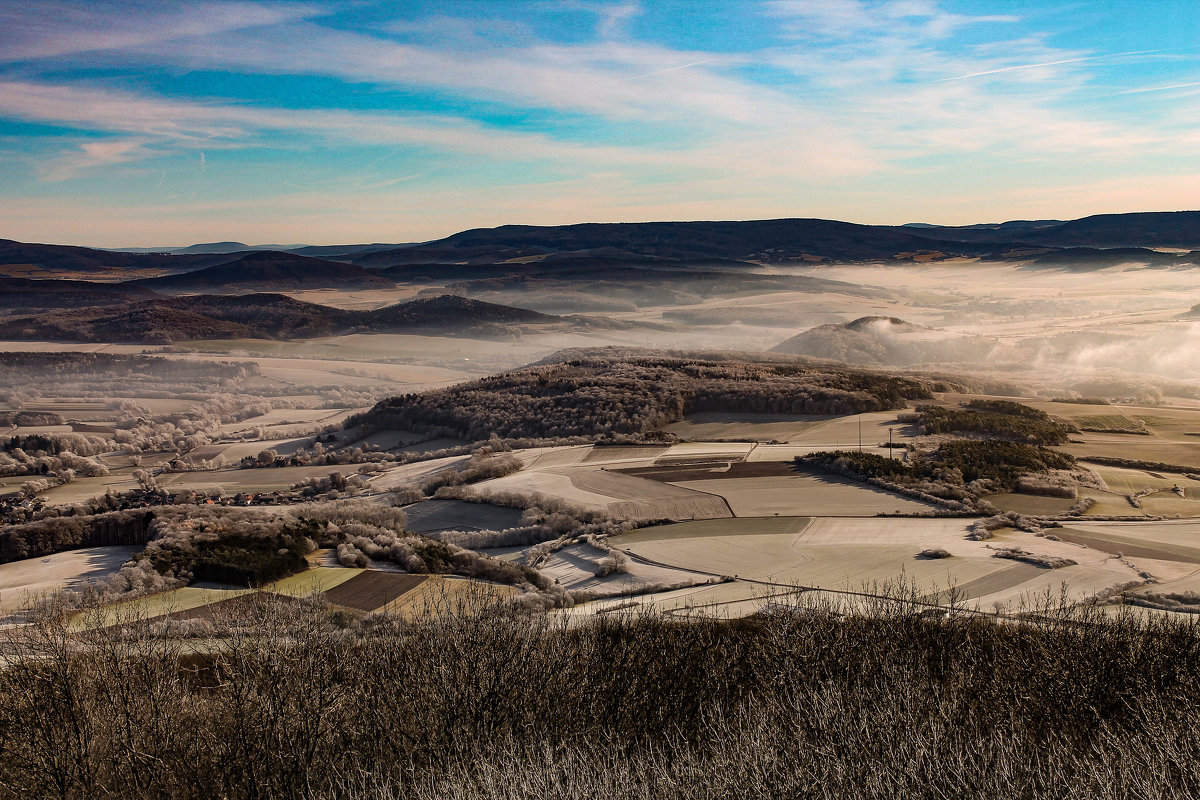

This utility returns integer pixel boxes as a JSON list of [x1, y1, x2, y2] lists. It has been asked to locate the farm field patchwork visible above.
[[608, 516, 1140, 614], [668, 474, 933, 517]]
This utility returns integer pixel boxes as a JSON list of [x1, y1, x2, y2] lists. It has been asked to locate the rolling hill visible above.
[[131, 251, 394, 292], [0, 293, 573, 343], [771, 316, 999, 367], [0, 277, 159, 308]]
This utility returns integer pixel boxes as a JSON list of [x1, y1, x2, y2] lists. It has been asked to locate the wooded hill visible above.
[[354, 349, 941, 442], [0, 294, 569, 343]]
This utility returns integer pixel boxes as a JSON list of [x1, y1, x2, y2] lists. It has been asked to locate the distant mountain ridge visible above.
[[6, 210, 1200, 279]]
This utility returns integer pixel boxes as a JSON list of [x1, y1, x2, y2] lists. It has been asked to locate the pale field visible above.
[[1091, 465, 1199, 494], [1054, 521, 1200, 567], [580, 445, 669, 464], [782, 411, 916, 449], [561, 579, 784, 619], [42, 473, 144, 504], [983, 493, 1076, 516], [671, 474, 933, 517], [570, 470, 732, 519], [658, 442, 756, 460], [537, 541, 709, 596], [6, 424, 72, 435], [1066, 439, 1200, 468], [71, 586, 253, 629], [70, 567, 360, 628], [745, 443, 899, 462], [0, 545, 140, 613], [470, 465, 731, 520], [1128, 566, 1200, 597], [154, 464, 359, 493], [265, 566, 361, 596], [661, 413, 836, 441], [403, 499, 525, 533], [1060, 464, 1200, 518], [610, 516, 1140, 615], [369, 455, 473, 490], [215, 407, 352, 434], [211, 436, 313, 464], [471, 471, 626, 512], [379, 575, 519, 618], [971, 563, 1142, 611]]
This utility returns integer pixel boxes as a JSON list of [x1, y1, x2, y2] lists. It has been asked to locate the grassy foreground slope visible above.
[[3, 595, 1198, 799]]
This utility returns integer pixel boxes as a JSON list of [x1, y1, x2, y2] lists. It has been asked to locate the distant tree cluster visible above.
[[0, 432, 111, 478], [914, 401, 1072, 445], [0, 352, 254, 398], [799, 440, 1077, 500], [0, 509, 156, 563], [355, 354, 938, 442]]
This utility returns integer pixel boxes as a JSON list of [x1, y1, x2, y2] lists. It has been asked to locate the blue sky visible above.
[[1, 0, 1198, 246]]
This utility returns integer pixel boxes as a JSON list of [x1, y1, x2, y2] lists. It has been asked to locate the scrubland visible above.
[[1, 591, 1199, 799]]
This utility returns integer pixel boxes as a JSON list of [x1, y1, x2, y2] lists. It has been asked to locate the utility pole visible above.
[[858, 413, 862, 452], [889, 426, 894, 459]]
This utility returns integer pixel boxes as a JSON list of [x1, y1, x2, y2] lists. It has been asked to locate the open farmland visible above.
[[609, 516, 1141, 614], [378, 574, 520, 617], [403, 499, 525, 533], [321, 570, 427, 612], [669, 474, 933, 517], [536, 541, 710, 596], [473, 466, 732, 520], [0, 545, 140, 613], [660, 412, 837, 441]]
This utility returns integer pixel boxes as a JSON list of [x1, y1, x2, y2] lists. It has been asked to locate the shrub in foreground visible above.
[[0, 591, 1197, 799]]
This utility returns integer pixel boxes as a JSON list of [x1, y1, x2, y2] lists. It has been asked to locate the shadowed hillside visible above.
[[0, 276, 159, 308], [132, 251, 394, 292], [0, 294, 587, 343]]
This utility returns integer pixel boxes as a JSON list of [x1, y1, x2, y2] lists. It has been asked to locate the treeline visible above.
[[355, 354, 938, 442], [913, 400, 1072, 445], [799, 440, 1077, 498], [0, 432, 111, 478], [0, 509, 156, 563], [2, 594, 1199, 799], [132, 502, 550, 593], [0, 352, 254, 399]]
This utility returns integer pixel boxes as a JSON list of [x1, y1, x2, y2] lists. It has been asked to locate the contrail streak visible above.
[[937, 49, 1160, 81]]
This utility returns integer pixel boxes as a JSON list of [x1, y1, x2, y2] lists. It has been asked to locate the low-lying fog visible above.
[[5, 259, 1197, 405]]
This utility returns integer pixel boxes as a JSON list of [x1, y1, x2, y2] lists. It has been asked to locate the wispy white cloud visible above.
[[1, 0, 1197, 245], [0, 1, 321, 62]]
